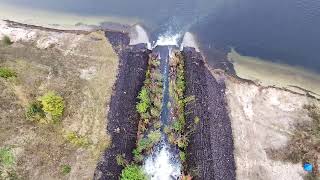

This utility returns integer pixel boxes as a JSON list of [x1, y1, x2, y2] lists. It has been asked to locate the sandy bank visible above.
[[221, 71, 319, 180], [0, 2, 139, 30], [229, 49, 320, 98]]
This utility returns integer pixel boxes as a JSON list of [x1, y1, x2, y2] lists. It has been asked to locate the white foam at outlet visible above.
[[144, 143, 181, 180], [153, 33, 181, 48]]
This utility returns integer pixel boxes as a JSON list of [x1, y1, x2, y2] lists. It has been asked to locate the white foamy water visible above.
[[153, 33, 181, 48], [144, 143, 181, 180]]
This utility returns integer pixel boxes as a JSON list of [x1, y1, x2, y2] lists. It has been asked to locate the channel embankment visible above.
[[94, 32, 151, 180], [182, 47, 236, 180]]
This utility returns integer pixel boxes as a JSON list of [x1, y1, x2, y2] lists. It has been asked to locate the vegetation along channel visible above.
[[92, 27, 237, 180]]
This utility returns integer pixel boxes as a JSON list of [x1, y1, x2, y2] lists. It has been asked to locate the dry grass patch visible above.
[[0, 30, 118, 179]]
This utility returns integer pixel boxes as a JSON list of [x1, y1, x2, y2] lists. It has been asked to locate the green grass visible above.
[[120, 165, 147, 180], [0, 148, 15, 167], [61, 164, 71, 175], [0, 67, 17, 79]]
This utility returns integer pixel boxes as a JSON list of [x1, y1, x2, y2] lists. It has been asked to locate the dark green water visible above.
[[2, 0, 320, 72]]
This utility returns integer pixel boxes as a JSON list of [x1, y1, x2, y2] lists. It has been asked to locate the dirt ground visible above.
[[224, 74, 319, 180], [0, 22, 118, 179]]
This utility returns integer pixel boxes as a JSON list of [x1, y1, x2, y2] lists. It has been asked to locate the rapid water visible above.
[[143, 35, 182, 180]]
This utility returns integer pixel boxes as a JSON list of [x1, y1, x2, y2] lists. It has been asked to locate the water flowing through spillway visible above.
[[143, 35, 182, 180]]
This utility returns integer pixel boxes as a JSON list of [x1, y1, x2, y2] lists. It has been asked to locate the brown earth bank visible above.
[[182, 47, 236, 180], [94, 32, 150, 180]]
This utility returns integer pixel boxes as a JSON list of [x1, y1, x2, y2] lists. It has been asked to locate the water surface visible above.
[[1, 0, 320, 72]]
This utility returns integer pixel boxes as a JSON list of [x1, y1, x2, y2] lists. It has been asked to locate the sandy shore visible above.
[[228, 49, 320, 98], [0, 2, 139, 31]]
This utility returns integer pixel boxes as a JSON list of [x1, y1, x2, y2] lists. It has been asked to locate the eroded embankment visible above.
[[94, 32, 150, 180], [182, 47, 236, 180]]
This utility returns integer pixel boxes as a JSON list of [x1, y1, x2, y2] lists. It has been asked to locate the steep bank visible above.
[[94, 32, 150, 180], [182, 47, 236, 180], [223, 73, 320, 179]]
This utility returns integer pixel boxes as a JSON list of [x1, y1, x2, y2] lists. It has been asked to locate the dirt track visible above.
[[183, 47, 236, 180], [94, 32, 150, 180]]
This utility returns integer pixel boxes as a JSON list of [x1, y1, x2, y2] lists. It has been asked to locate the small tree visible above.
[[2, 35, 13, 46], [39, 91, 64, 120]]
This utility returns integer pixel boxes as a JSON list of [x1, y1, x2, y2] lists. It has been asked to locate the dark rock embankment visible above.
[[182, 47, 236, 180], [94, 32, 150, 180]]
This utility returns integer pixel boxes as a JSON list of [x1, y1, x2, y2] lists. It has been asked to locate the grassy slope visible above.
[[0, 31, 118, 179]]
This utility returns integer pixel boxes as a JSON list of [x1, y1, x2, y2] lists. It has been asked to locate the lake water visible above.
[[1, 0, 320, 72]]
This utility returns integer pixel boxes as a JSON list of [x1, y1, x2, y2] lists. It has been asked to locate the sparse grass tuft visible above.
[[0, 67, 17, 79], [64, 131, 90, 148], [120, 165, 147, 180], [116, 154, 128, 167], [0, 148, 15, 167], [61, 164, 71, 175]]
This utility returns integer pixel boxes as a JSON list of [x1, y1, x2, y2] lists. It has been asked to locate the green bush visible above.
[[64, 131, 90, 147], [120, 165, 147, 180], [61, 164, 71, 175], [180, 151, 186, 162], [0, 67, 17, 79], [26, 101, 46, 122], [136, 88, 150, 114], [39, 91, 64, 119], [0, 148, 15, 167], [2, 36, 13, 46]]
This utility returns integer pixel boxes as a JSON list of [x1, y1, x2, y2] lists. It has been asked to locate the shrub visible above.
[[64, 131, 90, 147], [180, 151, 186, 162], [26, 101, 45, 122], [120, 165, 147, 180], [2, 36, 13, 46], [136, 88, 150, 114], [0, 148, 15, 167], [39, 91, 64, 119], [0, 67, 17, 79], [61, 164, 71, 175]]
